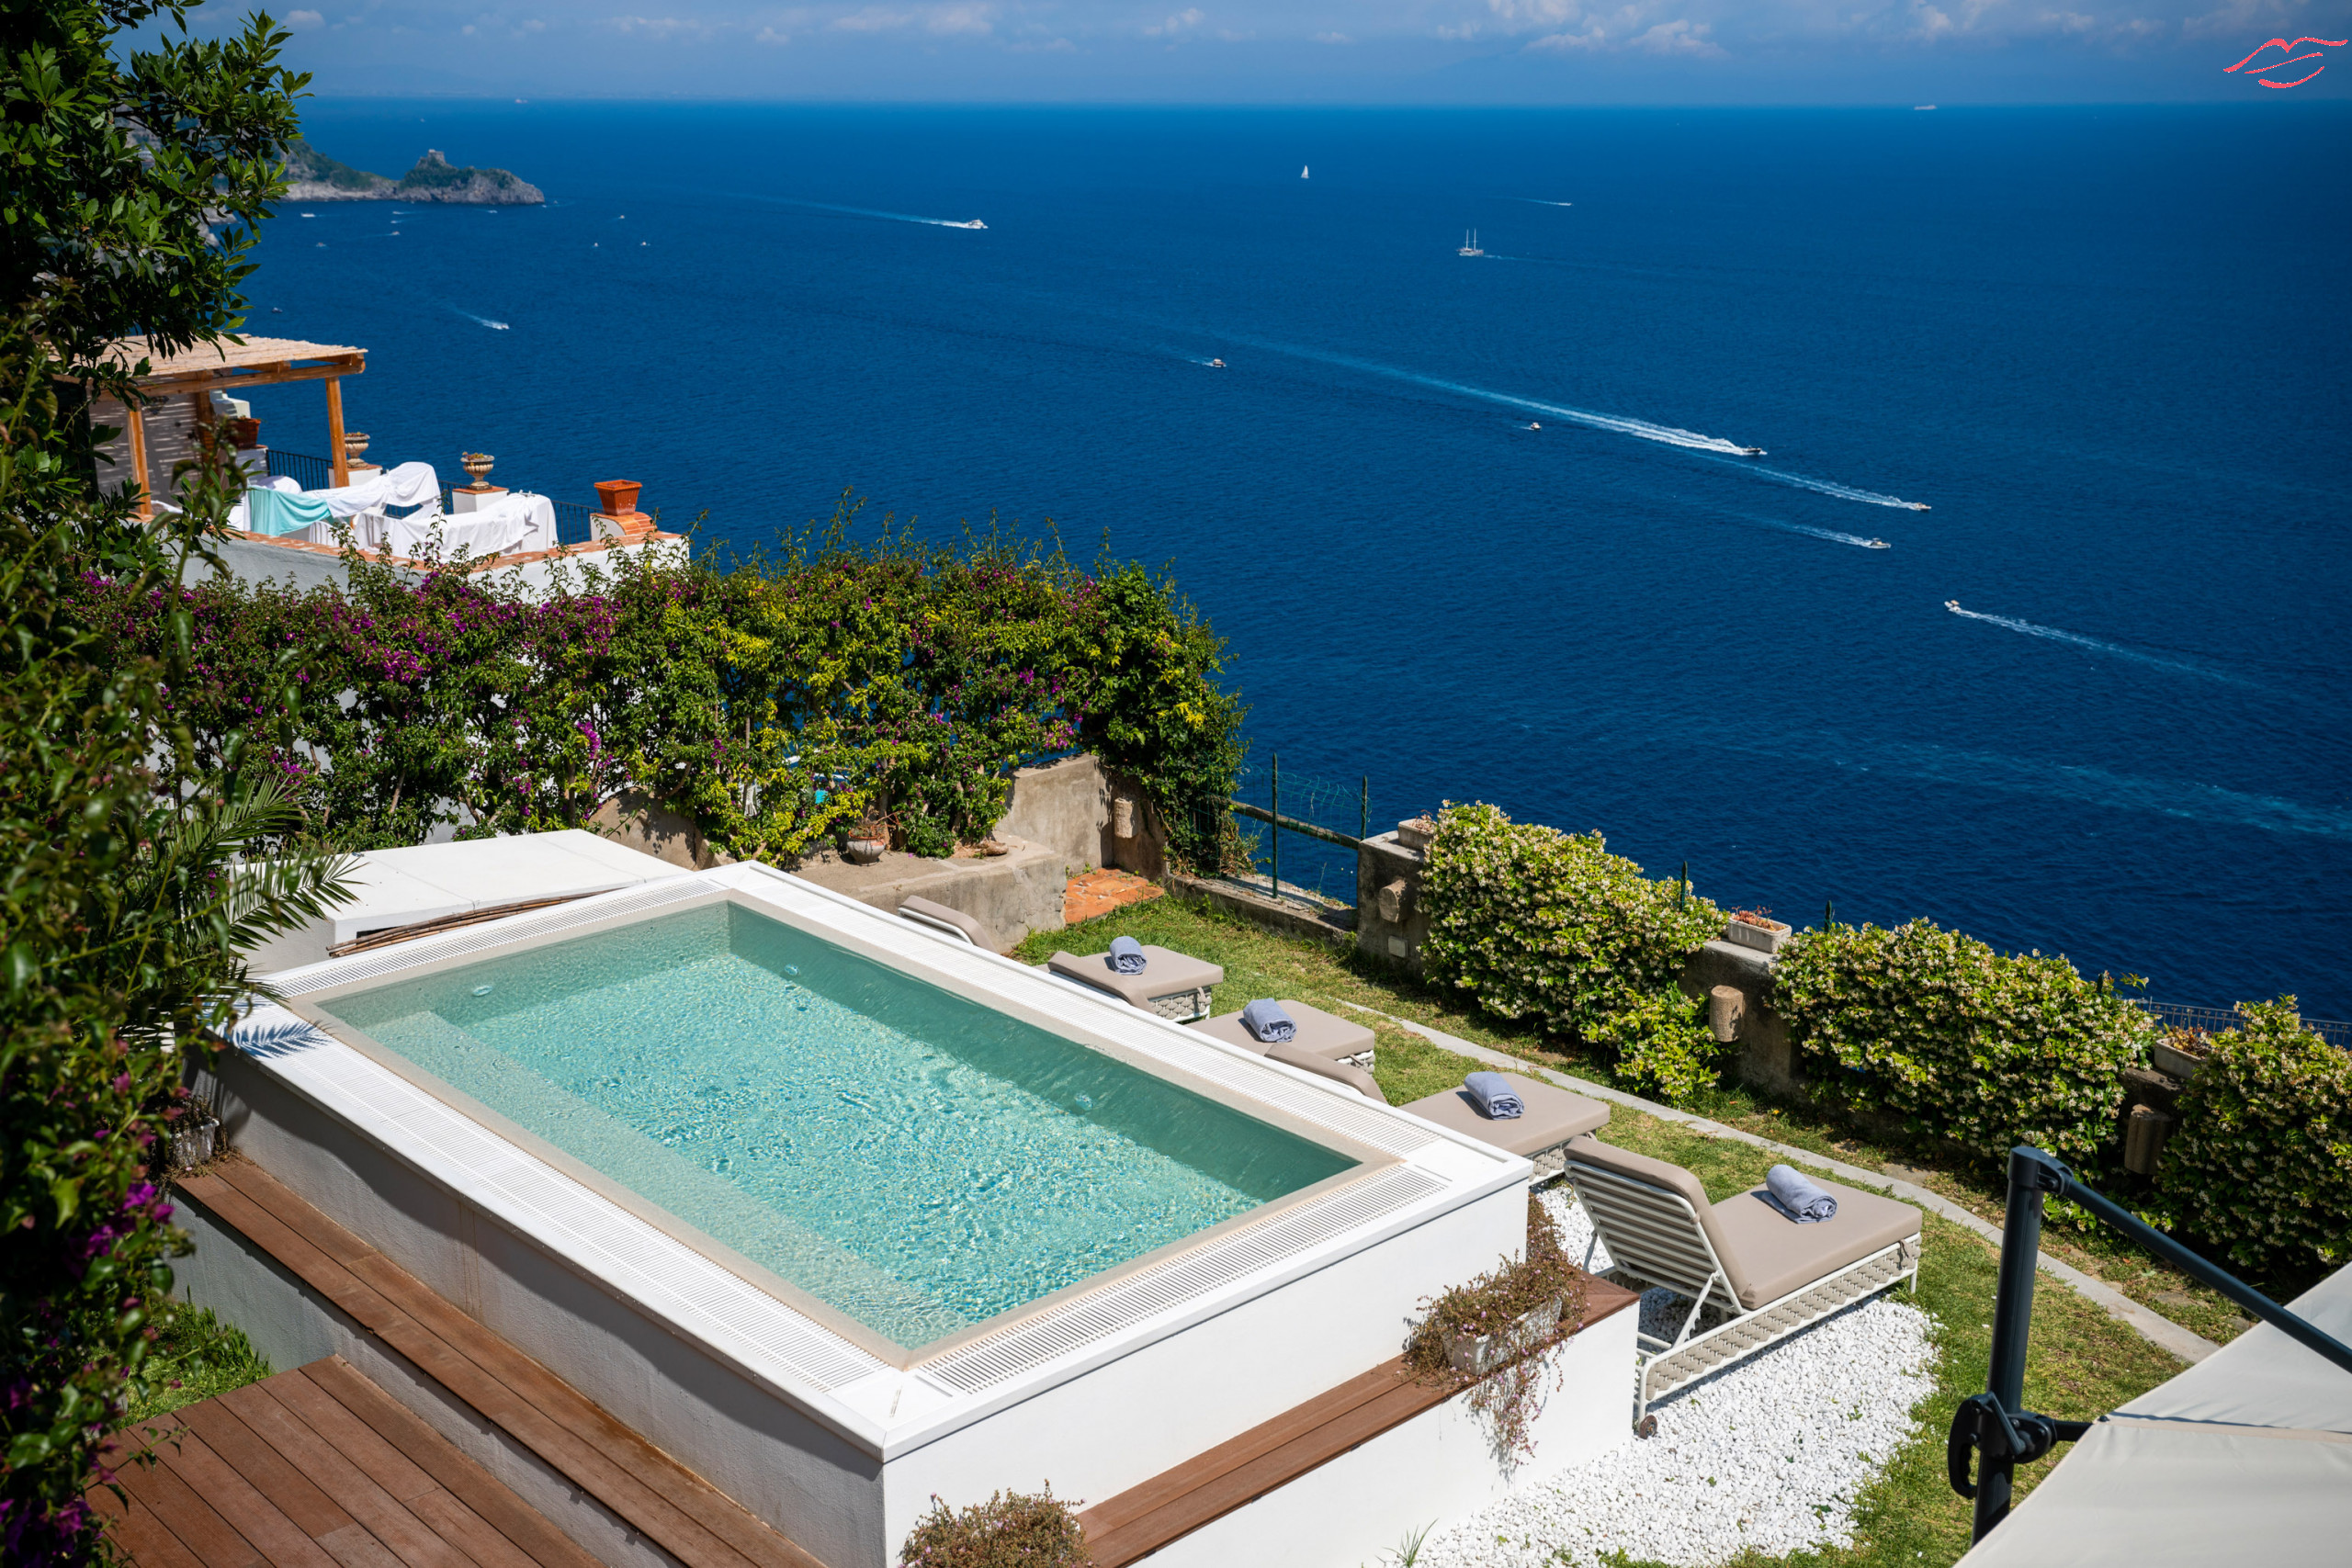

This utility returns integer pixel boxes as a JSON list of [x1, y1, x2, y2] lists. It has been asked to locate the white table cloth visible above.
[[386, 491, 555, 562]]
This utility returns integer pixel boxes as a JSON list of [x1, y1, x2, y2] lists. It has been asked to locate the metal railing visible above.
[[263, 446, 334, 491], [2134, 999, 2352, 1051], [1949, 1145, 2352, 1542]]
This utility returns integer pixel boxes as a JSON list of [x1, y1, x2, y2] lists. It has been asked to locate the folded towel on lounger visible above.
[[1761, 1164, 1838, 1224], [1464, 1072, 1523, 1120], [1108, 936, 1147, 975], [1238, 999, 1295, 1043]]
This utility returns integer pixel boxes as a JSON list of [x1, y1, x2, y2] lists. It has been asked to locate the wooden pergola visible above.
[[97, 335, 367, 517]]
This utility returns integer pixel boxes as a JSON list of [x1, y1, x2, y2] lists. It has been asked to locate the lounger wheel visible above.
[[1634, 1413, 1658, 1439]]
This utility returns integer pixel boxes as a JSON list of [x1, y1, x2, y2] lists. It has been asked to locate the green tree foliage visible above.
[[1770, 919, 2149, 1172], [2158, 999, 2352, 1282], [76, 504, 1247, 873], [2, 6, 347, 1561]]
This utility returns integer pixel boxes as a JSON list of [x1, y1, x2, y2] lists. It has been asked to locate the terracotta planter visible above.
[[1444, 1296, 1563, 1376], [594, 479, 643, 515], [226, 417, 262, 449]]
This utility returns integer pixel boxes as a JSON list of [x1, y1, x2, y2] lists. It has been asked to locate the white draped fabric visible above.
[[302, 461, 443, 519], [386, 491, 556, 562]]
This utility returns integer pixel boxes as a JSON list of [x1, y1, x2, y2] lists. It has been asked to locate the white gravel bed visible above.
[[1417, 1187, 1939, 1568]]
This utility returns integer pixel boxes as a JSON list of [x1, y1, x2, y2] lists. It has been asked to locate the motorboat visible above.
[[1740, 446, 1765, 456], [1911, 502, 1931, 511], [1208, 358, 1226, 368], [1866, 538, 1889, 548], [1945, 600, 1962, 612], [1527, 421, 1541, 430], [1458, 229, 1484, 256], [946, 219, 987, 230]]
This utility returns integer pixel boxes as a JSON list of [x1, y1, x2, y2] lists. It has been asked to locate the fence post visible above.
[[1679, 860, 1689, 910], [1270, 753, 1280, 900], [1360, 775, 1369, 846]]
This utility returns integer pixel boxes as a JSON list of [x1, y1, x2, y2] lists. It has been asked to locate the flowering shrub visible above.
[[2158, 999, 2352, 1281], [1585, 986, 1723, 1108], [899, 1487, 1091, 1567], [77, 506, 1246, 870], [1771, 919, 2150, 1173], [1419, 802, 1724, 1067]]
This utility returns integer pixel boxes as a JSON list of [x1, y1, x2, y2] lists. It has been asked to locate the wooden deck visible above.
[[93, 1358, 608, 1568], [134, 1155, 830, 1568], [1075, 1274, 1640, 1566]]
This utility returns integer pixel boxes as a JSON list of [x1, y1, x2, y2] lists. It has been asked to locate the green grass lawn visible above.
[[119, 1304, 272, 1427], [1023, 895, 2190, 1568]]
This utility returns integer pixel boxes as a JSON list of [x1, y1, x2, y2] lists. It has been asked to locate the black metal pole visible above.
[[1269, 753, 1280, 901], [1360, 775, 1369, 846], [1973, 1148, 2054, 1539]]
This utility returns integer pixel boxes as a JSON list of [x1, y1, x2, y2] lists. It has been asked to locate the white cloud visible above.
[[757, 24, 791, 41], [285, 8, 323, 28], [1314, 30, 1352, 41], [606, 15, 717, 39], [1145, 7, 1206, 35]]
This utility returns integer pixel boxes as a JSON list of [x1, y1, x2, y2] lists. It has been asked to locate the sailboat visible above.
[[1301, 165, 1309, 179], [1458, 230, 1484, 257]]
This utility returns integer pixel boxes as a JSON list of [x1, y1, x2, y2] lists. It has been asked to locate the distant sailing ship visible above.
[[1301, 165, 1309, 179], [1458, 230, 1484, 256]]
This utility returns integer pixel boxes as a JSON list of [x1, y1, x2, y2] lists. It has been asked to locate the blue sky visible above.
[[248, 1, 2352, 100]]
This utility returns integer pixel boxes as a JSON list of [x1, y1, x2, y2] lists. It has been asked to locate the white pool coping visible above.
[[240, 861, 1527, 1461]]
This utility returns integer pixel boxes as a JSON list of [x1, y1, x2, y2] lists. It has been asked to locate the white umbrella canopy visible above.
[[1958, 1262, 2352, 1567]]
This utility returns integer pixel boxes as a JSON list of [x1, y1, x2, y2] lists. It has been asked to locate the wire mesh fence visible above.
[[2134, 999, 2352, 1052]]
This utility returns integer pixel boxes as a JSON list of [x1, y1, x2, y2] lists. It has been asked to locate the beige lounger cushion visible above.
[[1398, 1073, 1611, 1158], [1263, 1042, 1386, 1103], [1193, 1000, 1374, 1065], [897, 896, 1001, 952], [1567, 1141, 1920, 1310], [1705, 1181, 1920, 1310], [1046, 946, 1225, 1007]]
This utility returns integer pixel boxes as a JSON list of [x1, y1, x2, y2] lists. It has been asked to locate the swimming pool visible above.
[[318, 900, 1357, 1351]]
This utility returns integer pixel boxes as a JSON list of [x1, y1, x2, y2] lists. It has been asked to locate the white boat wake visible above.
[[1746, 463, 1927, 510], [726, 191, 986, 230], [1945, 604, 2249, 684], [453, 309, 510, 331], [1516, 198, 1576, 207]]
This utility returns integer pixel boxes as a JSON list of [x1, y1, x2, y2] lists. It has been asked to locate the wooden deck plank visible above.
[[146, 1416, 345, 1568], [203, 1156, 826, 1568], [219, 1381, 487, 1568], [401, 1490, 554, 1568], [112, 1437, 266, 1568], [96, 1486, 214, 1568], [177, 1173, 409, 1337], [318, 1523, 414, 1568], [303, 1359, 606, 1568], [178, 1397, 359, 1540], [266, 1368, 442, 1504]]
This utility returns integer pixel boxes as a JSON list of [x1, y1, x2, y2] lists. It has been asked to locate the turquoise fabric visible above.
[[246, 486, 334, 537]]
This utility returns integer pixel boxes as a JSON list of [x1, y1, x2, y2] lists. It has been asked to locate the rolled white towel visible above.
[[1761, 1164, 1838, 1224]]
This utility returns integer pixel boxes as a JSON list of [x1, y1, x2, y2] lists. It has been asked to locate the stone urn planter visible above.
[[1396, 816, 1439, 853], [459, 451, 496, 488], [594, 479, 644, 515], [344, 430, 371, 465], [843, 824, 889, 864], [1725, 911, 1794, 956], [1444, 1295, 1563, 1376]]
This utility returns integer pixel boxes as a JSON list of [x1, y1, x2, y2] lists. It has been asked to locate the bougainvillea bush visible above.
[[2157, 999, 2352, 1283], [76, 505, 1248, 872], [1770, 918, 2150, 1173], [1419, 802, 1724, 1098]]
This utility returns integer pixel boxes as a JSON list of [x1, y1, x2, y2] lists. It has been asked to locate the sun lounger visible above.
[[1564, 1139, 1922, 1419], [1262, 1042, 1386, 1102], [1046, 945, 1224, 1021], [1397, 1072, 1611, 1177], [1193, 999, 1375, 1068], [895, 896, 1000, 952]]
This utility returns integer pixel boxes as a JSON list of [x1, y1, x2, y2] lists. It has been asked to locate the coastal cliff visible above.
[[283, 142, 544, 206]]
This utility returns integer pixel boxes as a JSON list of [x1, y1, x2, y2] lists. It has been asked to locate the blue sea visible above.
[[243, 103, 2352, 1018]]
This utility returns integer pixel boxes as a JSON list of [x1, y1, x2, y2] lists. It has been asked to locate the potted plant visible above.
[[843, 817, 890, 864], [168, 1095, 222, 1171], [1443, 1293, 1564, 1376], [594, 479, 643, 516], [1724, 908, 1793, 956], [226, 415, 262, 449], [1396, 815, 1439, 852], [1403, 1193, 1589, 1459], [2149, 1026, 2209, 1083]]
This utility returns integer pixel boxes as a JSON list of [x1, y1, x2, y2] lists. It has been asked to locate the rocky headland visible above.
[[283, 142, 544, 206]]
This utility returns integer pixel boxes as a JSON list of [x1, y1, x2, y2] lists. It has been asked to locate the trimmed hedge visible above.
[[1420, 802, 1724, 1102], [2158, 999, 2352, 1281], [1770, 919, 2149, 1173]]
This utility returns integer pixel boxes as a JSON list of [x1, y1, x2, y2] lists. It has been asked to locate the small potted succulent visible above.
[[842, 817, 890, 864], [1724, 908, 1793, 956], [1396, 815, 1439, 852]]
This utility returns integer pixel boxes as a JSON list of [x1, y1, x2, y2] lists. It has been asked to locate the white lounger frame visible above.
[[894, 906, 979, 945], [1564, 1157, 1920, 1419]]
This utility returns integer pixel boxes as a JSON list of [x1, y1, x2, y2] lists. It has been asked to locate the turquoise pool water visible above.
[[323, 903, 1355, 1349]]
